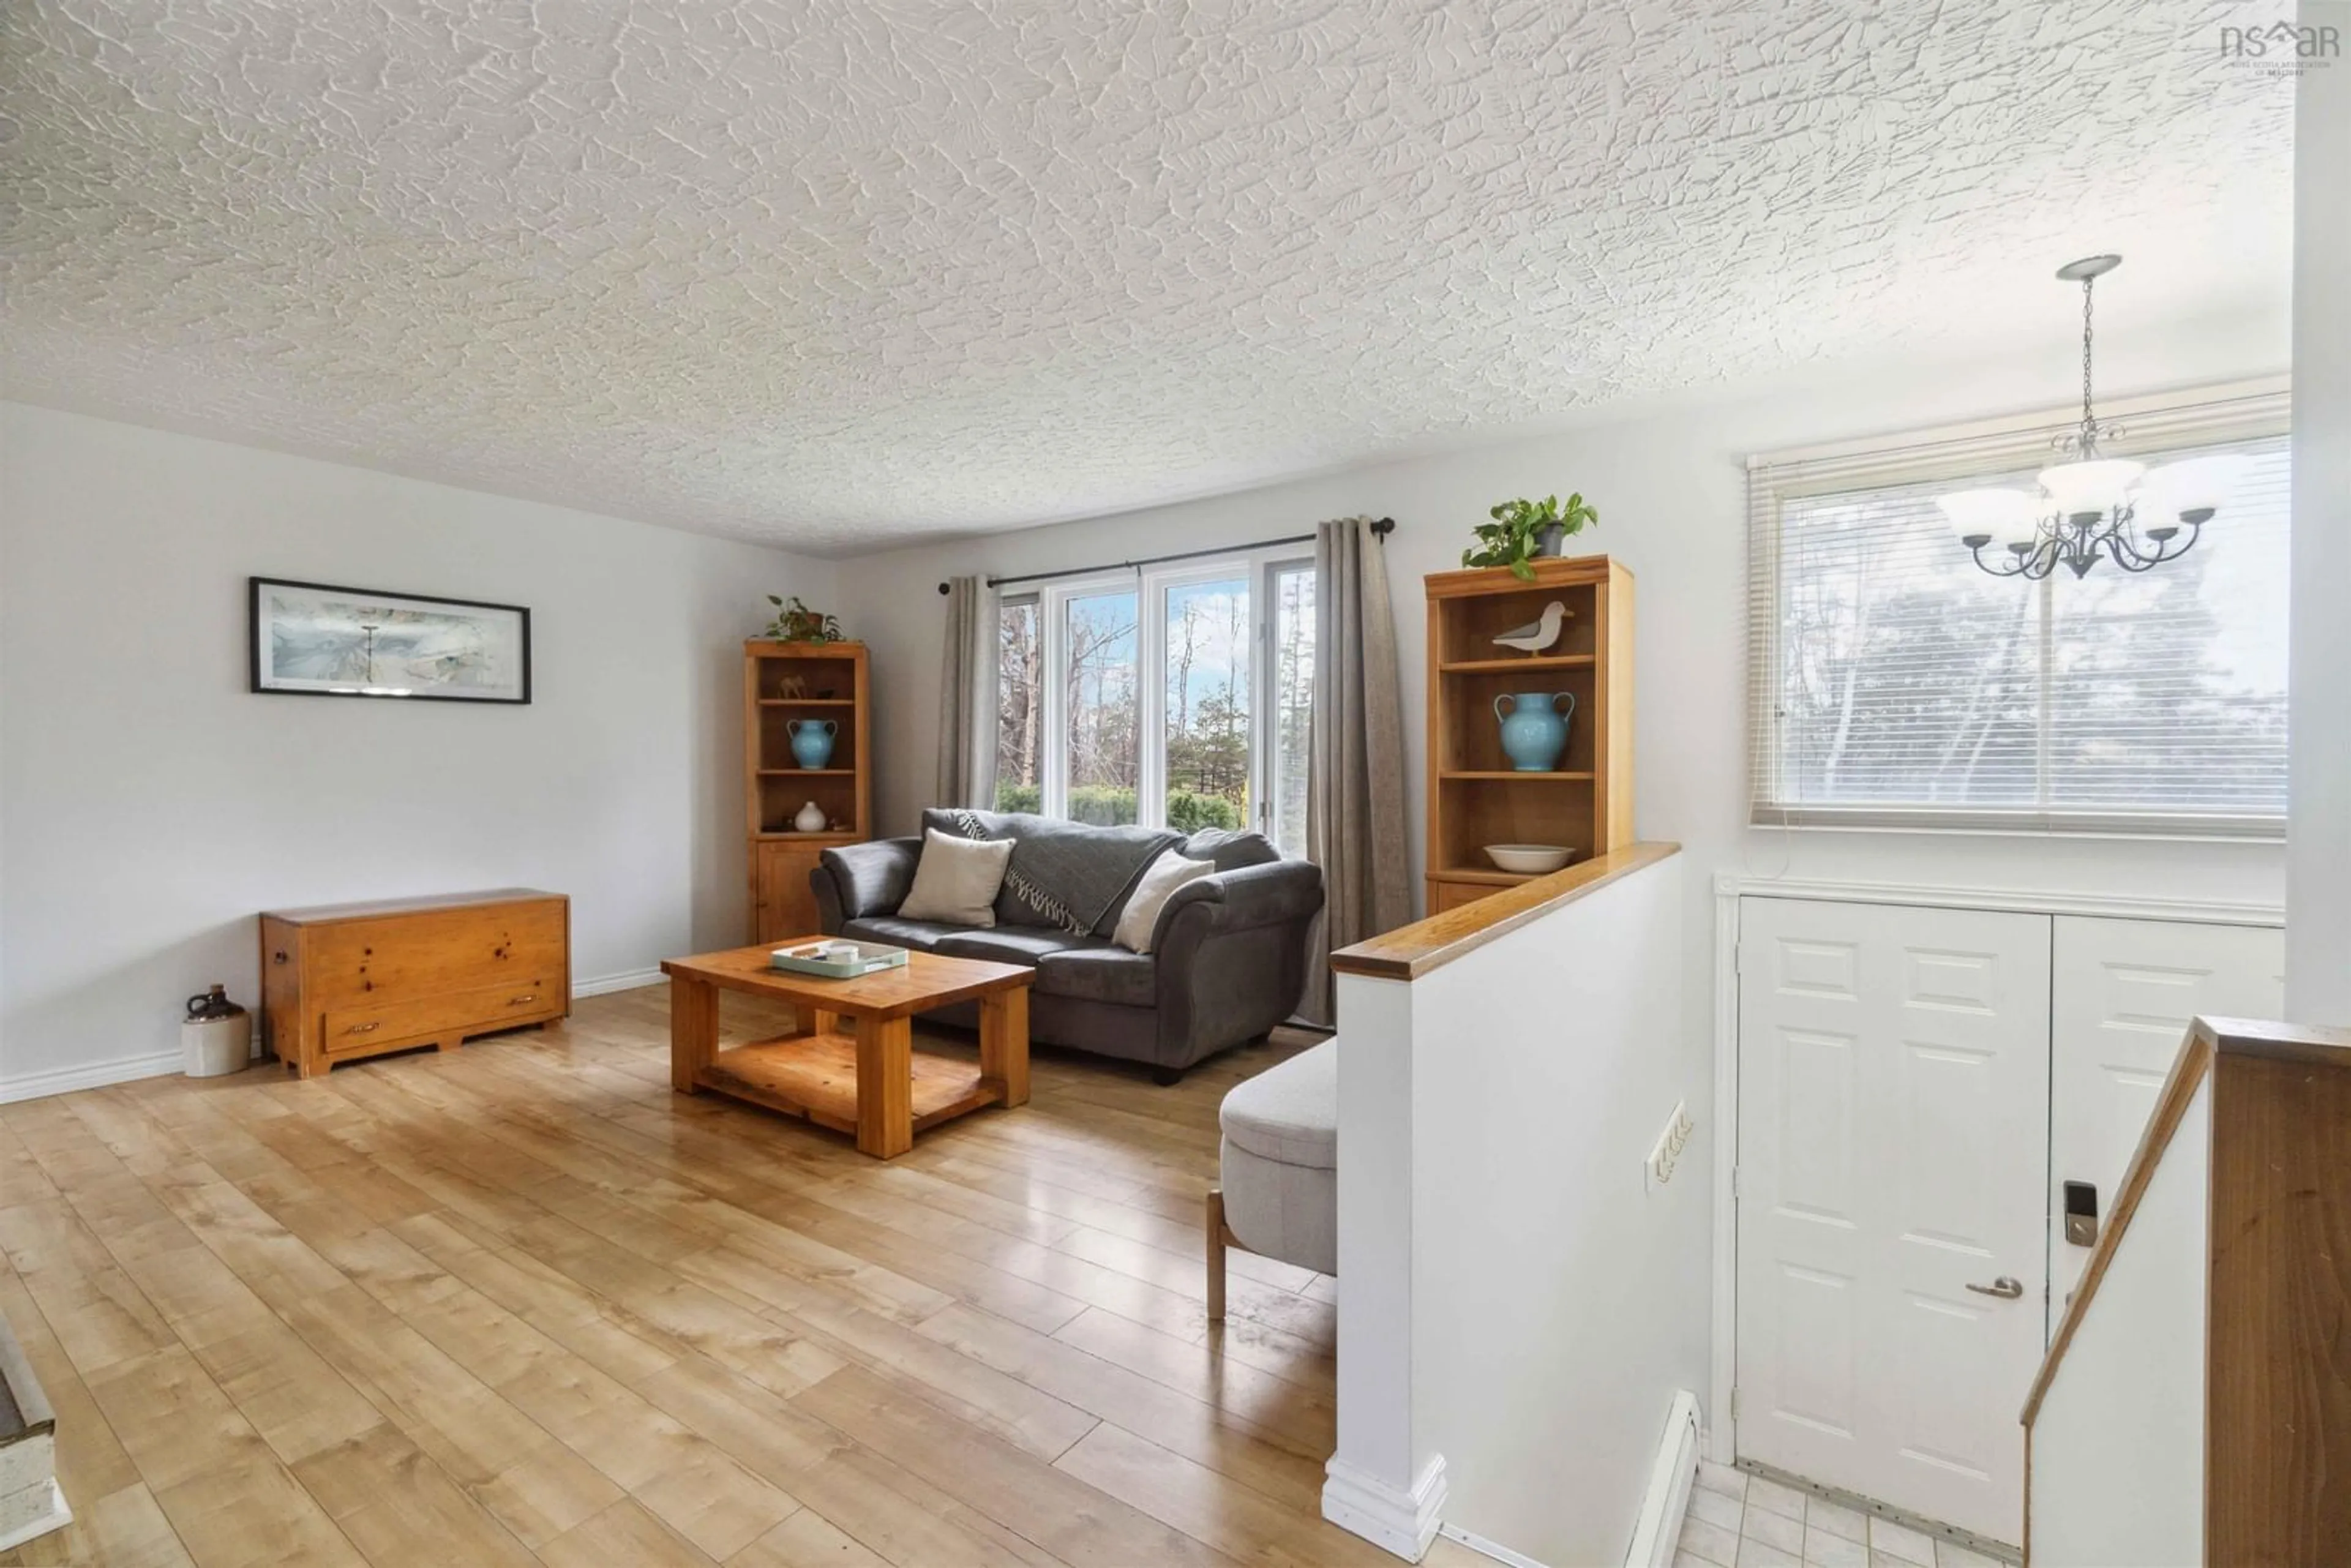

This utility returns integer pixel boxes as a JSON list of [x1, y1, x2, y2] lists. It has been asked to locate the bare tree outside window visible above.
[[995, 597, 1041, 811], [990, 560, 1316, 838], [1270, 565, 1315, 854], [1063, 590, 1139, 823], [1766, 433, 2290, 823]]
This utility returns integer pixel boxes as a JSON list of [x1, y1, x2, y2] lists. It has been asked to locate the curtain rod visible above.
[[937, 517, 1393, 595]]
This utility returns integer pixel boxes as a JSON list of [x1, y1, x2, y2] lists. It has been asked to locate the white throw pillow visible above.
[[898, 830, 1014, 928], [1112, 849, 1217, 955]]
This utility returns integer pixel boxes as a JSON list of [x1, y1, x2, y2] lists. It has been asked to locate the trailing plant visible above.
[[1461, 492, 1600, 580], [763, 595, 844, 642]]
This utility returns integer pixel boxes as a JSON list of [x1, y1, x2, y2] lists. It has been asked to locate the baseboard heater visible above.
[[1622, 1390, 1700, 1568]]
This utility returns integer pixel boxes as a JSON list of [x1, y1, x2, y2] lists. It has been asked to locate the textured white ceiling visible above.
[[1, 2, 2292, 551]]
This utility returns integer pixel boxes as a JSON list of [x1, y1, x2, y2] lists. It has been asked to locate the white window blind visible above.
[[1747, 387, 2290, 835]]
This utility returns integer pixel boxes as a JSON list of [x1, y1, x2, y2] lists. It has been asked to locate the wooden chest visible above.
[[258, 889, 569, 1078]]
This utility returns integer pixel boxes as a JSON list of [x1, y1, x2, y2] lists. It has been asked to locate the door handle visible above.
[[1967, 1276, 2024, 1300]]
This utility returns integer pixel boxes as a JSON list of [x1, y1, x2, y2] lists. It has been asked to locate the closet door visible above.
[[2047, 916, 2285, 1319], [1736, 898, 2049, 1545]]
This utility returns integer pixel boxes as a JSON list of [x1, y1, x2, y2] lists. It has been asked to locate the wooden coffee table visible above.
[[660, 942, 1033, 1159]]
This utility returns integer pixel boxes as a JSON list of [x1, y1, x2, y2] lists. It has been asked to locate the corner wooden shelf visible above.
[[1429, 866, 1540, 887], [745, 639, 871, 943], [1424, 554, 1633, 917], [1439, 770, 1597, 782], [1437, 653, 1597, 673]]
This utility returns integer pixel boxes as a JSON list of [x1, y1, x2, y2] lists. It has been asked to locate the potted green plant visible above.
[[763, 596, 844, 642], [1461, 493, 1600, 580]]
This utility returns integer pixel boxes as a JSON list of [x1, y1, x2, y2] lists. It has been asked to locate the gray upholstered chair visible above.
[[1207, 1036, 1337, 1320]]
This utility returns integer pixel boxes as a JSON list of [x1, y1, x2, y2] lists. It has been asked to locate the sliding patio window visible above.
[[993, 551, 1314, 851], [1747, 385, 2290, 835]]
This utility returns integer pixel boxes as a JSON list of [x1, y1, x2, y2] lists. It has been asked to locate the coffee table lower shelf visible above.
[[698, 1033, 1002, 1137]]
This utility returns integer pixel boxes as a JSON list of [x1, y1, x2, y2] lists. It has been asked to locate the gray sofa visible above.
[[811, 813, 1323, 1082]]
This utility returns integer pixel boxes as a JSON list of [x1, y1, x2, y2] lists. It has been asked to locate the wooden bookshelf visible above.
[[1436, 654, 1597, 673], [745, 640, 872, 943], [1423, 555, 1633, 915]]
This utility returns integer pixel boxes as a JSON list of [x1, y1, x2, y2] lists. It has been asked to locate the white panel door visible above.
[[2047, 916, 2284, 1319], [1736, 897, 2050, 1546]]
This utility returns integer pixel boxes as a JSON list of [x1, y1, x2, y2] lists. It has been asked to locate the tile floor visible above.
[[1676, 1461, 2014, 1568]]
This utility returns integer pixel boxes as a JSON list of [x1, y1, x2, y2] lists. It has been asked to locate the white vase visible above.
[[793, 800, 827, 833]]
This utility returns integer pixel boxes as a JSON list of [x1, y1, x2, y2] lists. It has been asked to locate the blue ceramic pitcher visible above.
[[1493, 692, 1575, 772], [788, 718, 838, 769]]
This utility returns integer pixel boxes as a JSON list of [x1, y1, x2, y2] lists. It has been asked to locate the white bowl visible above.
[[1483, 843, 1575, 874]]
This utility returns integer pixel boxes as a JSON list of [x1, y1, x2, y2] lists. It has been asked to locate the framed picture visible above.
[[249, 577, 531, 703]]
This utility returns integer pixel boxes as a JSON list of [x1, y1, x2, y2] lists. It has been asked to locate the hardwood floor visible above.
[[0, 989, 1468, 1568]]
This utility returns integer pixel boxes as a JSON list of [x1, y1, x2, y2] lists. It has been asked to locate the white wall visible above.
[[2027, 1075, 2208, 1568], [0, 403, 834, 1097], [2288, 0, 2351, 1025], [1415, 854, 1695, 1564], [1327, 852, 1697, 1566]]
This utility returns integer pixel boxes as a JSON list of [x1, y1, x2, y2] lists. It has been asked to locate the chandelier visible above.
[[1938, 255, 2246, 580]]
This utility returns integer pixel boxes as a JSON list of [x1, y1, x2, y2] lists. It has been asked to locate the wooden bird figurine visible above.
[[1492, 601, 1569, 655]]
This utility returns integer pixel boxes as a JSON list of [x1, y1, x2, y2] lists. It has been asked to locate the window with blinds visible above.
[[1747, 389, 2289, 835]]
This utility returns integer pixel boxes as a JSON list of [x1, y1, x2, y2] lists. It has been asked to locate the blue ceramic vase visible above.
[[788, 718, 838, 768], [1493, 692, 1575, 772]]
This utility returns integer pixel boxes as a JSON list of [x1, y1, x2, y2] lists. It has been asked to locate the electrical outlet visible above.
[[1646, 1100, 1695, 1191]]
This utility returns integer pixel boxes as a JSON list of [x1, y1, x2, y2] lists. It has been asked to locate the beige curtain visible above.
[[1303, 517, 1410, 1024], [936, 576, 1000, 811]]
